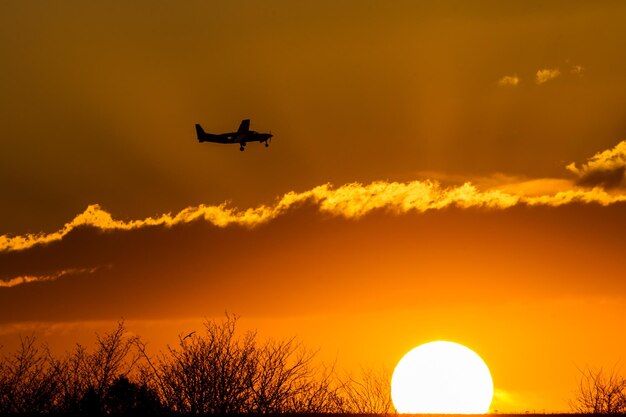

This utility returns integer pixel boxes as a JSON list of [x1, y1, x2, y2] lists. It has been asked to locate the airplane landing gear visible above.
[[240, 146, 245, 151], [265, 142, 269, 147]]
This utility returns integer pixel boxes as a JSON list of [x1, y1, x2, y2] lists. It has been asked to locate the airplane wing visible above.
[[237, 119, 250, 133]]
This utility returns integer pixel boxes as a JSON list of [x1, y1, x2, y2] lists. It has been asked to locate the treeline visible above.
[[0, 316, 392, 415]]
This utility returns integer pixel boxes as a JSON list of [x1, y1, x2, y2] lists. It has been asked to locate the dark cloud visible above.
[[567, 141, 626, 190], [576, 166, 626, 189]]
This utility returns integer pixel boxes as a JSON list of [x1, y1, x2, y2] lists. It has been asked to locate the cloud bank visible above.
[[1, 181, 625, 254], [2, 140, 626, 314], [1, 142, 625, 254]]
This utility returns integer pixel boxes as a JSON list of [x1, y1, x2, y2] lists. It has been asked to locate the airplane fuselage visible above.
[[198, 131, 272, 145], [195, 120, 272, 151]]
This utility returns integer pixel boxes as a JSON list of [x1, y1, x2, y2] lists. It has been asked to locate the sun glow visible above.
[[391, 341, 494, 414]]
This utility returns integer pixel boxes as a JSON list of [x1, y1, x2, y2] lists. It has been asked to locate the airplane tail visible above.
[[195, 124, 206, 142], [237, 119, 250, 133]]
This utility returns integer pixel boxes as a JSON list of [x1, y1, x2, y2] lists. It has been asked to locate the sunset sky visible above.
[[2, 1, 626, 412]]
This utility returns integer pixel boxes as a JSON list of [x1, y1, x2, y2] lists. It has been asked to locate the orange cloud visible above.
[[482, 177, 574, 197], [2, 180, 626, 253], [566, 141, 626, 189], [2, 142, 626, 253], [571, 64, 585, 76], [498, 75, 520, 87], [0, 266, 104, 288], [536, 68, 560, 84]]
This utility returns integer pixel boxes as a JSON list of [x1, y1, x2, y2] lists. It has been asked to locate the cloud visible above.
[[498, 75, 520, 87], [1, 142, 626, 254], [571, 64, 584, 76], [1, 193, 626, 325], [0, 266, 105, 288], [0, 202, 287, 253], [567, 141, 626, 189], [439, 173, 574, 197], [2, 179, 626, 254], [535, 68, 560, 84]]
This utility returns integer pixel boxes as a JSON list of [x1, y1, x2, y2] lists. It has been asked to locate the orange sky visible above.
[[2, 1, 626, 413]]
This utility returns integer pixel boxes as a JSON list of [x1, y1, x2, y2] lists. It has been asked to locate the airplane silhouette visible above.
[[195, 119, 273, 151]]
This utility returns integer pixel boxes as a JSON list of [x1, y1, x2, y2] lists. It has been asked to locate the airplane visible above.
[[195, 119, 273, 151]]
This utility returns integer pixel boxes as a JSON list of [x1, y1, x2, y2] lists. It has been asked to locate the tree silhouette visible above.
[[0, 336, 59, 414], [49, 320, 139, 413], [340, 366, 394, 414], [0, 316, 393, 415], [252, 338, 333, 413], [571, 366, 626, 414], [137, 314, 344, 414], [137, 314, 258, 414], [104, 375, 163, 415], [79, 386, 102, 415]]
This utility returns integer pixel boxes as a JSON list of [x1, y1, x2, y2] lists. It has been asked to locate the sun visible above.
[[391, 341, 493, 414]]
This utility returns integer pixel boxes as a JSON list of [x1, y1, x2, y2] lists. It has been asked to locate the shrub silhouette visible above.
[[0, 316, 391, 415], [137, 315, 258, 413], [0, 336, 59, 414], [571, 366, 626, 414], [49, 320, 139, 413], [137, 314, 344, 414], [79, 386, 102, 415], [104, 375, 162, 415], [340, 366, 394, 414]]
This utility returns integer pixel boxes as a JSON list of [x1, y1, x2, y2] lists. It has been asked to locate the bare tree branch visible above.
[[571, 365, 626, 414]]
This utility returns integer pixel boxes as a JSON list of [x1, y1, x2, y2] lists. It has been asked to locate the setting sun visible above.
[[391, 341, 494, 414]]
